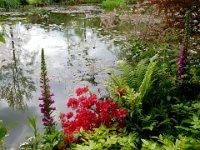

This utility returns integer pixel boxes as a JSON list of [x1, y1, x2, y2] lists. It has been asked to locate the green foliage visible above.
[[102, 0, 125, 9], [20, 0, 29, 5], [0, 120, 7, 147], [0, 35, 5, 44], [0, 120, 16, 148], [126, 0, 136, 4], [80, 0, 102, 3], [28, 0, 42, 5], [27, 116, 40, 149], [120, 39, 156, 64], [108, 56, 157, 110], [116, 59, 148, 90], [141, 134, 200, 150], [0, 25, 5, 43], [20, 116, 65, 149], [27, 0, 48, 5], [71, 125, 138, 150], [138, 58, 157, 100], [0, 0, 20, 9]]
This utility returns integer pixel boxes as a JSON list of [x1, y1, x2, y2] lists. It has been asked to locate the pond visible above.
[[0, 7, 124, 149]]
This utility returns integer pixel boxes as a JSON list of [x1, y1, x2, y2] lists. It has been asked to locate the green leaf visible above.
[[0, 35, 5, 43], [0, 120, 2, 127], [5, 122, 17, 130], [141, 139, 149, 145], [0, 127, 7, 140], [150, 143, 156, 149], [139, 60, 157, 100]]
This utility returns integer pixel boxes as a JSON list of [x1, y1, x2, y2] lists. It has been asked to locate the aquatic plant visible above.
[[60, 87, 127, 143], [38, 49, 56, 133]]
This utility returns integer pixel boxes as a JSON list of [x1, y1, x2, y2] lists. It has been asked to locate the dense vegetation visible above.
[[0, 0, 200, 149], [0, 0, 137, 8]]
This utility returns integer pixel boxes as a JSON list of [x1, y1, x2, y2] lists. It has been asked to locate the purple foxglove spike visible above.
[[50, 93, 54, 96], [178, 43, 185, 80], [49, 118, 54, 123], [39, 49, 56, 131], [52, 107, 56, 111], [50, 100, 55, 104], [40, 108, 45, 113], [39, 104, 44, 107], [42, 118, 47, 122], [43, 122, 47, 126]]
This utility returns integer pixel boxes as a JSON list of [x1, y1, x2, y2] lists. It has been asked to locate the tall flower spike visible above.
[[177, 11, 191, 80], [178, 43, 185, 80], [39, 48, 56, 133]]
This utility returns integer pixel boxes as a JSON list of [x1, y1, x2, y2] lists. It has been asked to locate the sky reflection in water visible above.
[[0, 13, 120, 148]]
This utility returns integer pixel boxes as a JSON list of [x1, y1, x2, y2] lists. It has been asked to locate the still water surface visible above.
[[0, 12, 122, 148]]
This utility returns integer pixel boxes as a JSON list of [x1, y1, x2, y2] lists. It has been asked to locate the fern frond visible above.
[[139, 61, 157, 101], [117, 59, 148, 90]]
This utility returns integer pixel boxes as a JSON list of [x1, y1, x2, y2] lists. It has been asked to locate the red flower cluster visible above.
[[60, 87, 127, 143]]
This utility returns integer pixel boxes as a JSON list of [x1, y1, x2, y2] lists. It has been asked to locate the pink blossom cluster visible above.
[[60, 87, 127, 143]]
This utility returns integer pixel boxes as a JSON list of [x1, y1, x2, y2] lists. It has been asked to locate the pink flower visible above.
[[60, 87, 128, 144], [66, 112, 73, 119], [76, 87, 89, 96], [67, 98, 79, 109]]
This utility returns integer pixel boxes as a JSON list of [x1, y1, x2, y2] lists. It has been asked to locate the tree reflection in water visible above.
[[0, 25, 36, 110]]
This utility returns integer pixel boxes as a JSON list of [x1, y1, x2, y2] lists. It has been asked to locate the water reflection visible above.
[[0, 25, 36, 110], [0, 12, 120, 148]]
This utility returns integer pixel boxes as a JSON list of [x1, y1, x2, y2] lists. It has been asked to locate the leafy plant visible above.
[[0, 120, 16, 149], [79, 0, 102, 3], [141, 133, 200, 150], [28, 0, 43, 5], [102, 0, 125, 9], [0, 35, 5, 43], [20, 116, 65, 149], [71, 125, 138, 150], [0, 120, 7, 148], [0, 0, 20, 9]]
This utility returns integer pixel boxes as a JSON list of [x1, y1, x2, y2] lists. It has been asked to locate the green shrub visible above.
[[20, 0, 29, 5], [127, 0, 136, 4], [71, 125, 138, 150], [102, 0, 125, 9], [28, 0, 41, 5], [80, 0, 102, 3], [28, 0, 47, 5], [0, 0, 20, 9]]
